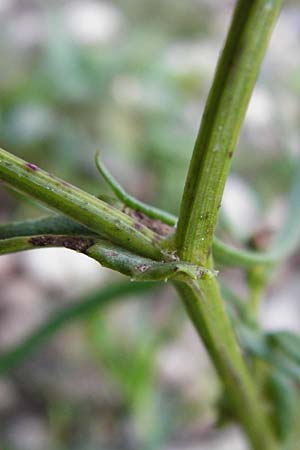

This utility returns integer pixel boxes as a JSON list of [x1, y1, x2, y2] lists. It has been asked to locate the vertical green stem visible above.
[[175, 279, 278, 450], [176, 0, 282, 265], [175, 1, 283, 449], [0, 1, 286, 448]]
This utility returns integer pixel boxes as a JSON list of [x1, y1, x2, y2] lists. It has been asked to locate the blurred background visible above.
[[0, 1, 299, 449]]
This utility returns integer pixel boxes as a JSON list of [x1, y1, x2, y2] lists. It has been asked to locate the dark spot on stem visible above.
[[135, 264, 151, 273], [152, 234, 162, 245], [105, 250, 118, 257], [134, 222, 143, 231], [124, 206, 174, 237], [228, 152, 233, 159], [29, 236, 94, 253], [26, 163, 39, 171]]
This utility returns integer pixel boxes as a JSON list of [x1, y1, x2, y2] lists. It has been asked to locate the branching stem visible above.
[[0, 235, 215, 282], [0, 2, 290, 449], [0, 148, 162, 260], [95, 151, 177, 226], [175, 1, 283, 449], [176, 0, 283, 266]]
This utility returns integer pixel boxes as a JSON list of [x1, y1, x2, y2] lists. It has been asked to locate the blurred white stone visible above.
[[0, 253, 16, 278], [287, 133, 300, 158], [20, 248, 104, 294], [112, 75, 170, 111], [9, 103, 55, 143], [158, 344, 201, 387], [0, 279, 45, 348], [266, 9, 300, 68], [260, 274, 300, 332], [183, 101, 205, 134], [163, 40, 217, 79], [0, 0, 10, 15], [246, 87, 274, 127], [5, 11, 44, 49], [112, 75, 144, 107], [0, 379, 19, 412], [163, 426, 246, 450], [63, 1, 122, 45], [264, 197, 285, 230], [157, 322, 215, 394], [222, 175, 261, 239], [7, 416, 50, 450]]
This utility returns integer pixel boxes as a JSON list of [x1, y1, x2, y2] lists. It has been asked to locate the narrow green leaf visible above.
[[0, 281, 156, 374]]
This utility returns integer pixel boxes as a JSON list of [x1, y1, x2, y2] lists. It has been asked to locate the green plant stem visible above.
[[0, 1, 288, 447], [176, 0, 283, 265], [95, 149, 300, 267], [174, 1, 282, 449], [2, 212, 299, 269], [246, 266, 270, 316], [0, 215, 282, 268], [0, 235, 214, 282], [0, 281, 156, 374], [0, 148, 161, 260], [175, 278, 278, 450], [0, 216, 96, 239], [95, 151, 177, 226], [214, 159, 300, 268], [87, 241, 215, 281], [0, 235, 96, 255], [1, 151, 299, 270], [213, 237, 277, 268]]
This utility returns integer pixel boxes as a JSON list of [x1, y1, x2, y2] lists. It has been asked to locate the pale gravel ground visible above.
[[0, 1, 299, 449]]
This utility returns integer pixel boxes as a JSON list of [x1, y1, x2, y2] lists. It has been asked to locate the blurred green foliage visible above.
[[0, 1, 299, 449]]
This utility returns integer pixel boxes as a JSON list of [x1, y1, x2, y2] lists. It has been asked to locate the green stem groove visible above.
[[175, 1, 283, 449], [0, 235, 214, 282], [0, 2, 289, 449], [0, 148, 161, 260], [175, 279, 278, 450], [176, 0, 283, 265]]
